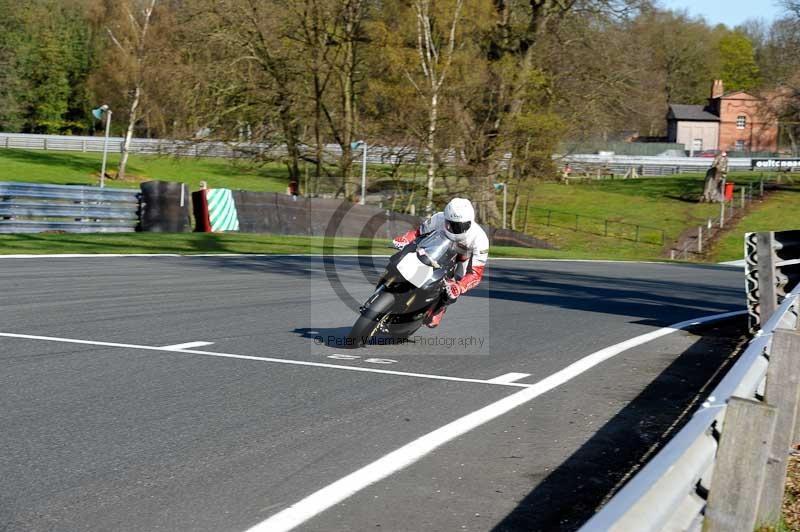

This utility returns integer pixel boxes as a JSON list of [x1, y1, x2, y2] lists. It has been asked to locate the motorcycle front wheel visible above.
[[347, 291, 395, 348]]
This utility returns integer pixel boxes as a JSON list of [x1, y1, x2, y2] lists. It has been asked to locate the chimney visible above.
[[711, 79, 724, 99]]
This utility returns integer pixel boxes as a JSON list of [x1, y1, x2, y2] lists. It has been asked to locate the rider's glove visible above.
[[392, 228, 421, 250], [444, 278, 462, 301], [392, 236, 411, 250]]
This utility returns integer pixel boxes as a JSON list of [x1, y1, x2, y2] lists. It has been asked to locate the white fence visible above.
[[0, 132, 428, 165], [1, 132, 793, 176]]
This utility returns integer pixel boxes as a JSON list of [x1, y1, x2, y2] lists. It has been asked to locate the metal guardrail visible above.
[[0, 182, 140, 233], [3, 132, 796, 174], [0, 132, 429, 165], [562, 154, 798, 177], [580, 231, 800, 532]]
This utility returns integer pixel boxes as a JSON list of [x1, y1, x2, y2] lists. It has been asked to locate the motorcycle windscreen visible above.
[[417, 231, 454, 263], [396, 252, 434, 288]]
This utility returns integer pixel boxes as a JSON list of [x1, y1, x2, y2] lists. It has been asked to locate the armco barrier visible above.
[[746, 230, 800, 332], [0, 182, 140, 233], [580, 230, 800, 532]]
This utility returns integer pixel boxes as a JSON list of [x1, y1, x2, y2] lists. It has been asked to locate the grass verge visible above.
[[1, 147, 786, 261], [521, 173, 769, 261], [710, 185, 800, 263], [0, 149, 288, 192], [0, 232, 663, 260]]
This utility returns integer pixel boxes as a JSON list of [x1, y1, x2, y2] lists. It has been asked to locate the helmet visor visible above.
[[445, 219, 471, 235]]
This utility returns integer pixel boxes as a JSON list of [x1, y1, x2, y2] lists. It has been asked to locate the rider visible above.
[[392, 198, 489, 328]]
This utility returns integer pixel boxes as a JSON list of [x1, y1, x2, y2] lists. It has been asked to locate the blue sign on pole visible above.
[[92, 106, 108, 120]]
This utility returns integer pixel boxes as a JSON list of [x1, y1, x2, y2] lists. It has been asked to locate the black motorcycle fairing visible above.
[[348, 230, 460, 346]]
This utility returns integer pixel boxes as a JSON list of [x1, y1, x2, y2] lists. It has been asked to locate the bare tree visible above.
[[406, 0, 465, 213], [106, 0, 157, 180], [783, 0, 800, 17]]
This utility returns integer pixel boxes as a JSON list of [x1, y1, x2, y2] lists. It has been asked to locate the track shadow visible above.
[[294, 326, 351, 347], [293, 326, 419, 349], [177, 256, 742, 328], [490, 316, 748, 532]]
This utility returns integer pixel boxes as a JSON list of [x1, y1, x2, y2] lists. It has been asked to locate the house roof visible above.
[[668, 104, 720, 122]]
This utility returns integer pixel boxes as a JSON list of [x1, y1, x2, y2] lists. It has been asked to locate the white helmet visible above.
[[443, 198, 475, 242]]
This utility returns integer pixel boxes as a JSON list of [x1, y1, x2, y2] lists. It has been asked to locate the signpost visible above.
[[92, 105, 112, 188]]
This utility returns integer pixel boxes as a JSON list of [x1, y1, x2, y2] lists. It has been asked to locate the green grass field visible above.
[[520, 174, 771, 261], [0, 149, 289, 192], [0, 147, 788, 261], [0, 232, 582, 259], [711, 185, 800, 262]]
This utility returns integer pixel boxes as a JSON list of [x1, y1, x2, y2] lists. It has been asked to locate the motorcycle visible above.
[[346, 230, 458, 348]]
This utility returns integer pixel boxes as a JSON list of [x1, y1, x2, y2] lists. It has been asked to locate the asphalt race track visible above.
[[0, 255, 746, 532]]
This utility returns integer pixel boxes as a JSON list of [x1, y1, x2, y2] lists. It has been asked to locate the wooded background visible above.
[[0, 0, 798, 222]]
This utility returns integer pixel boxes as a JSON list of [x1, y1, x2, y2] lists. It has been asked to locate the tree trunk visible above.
[[510, 192, 520, 230], [277, 93, 301, 182], [701, 167, 723, 202], [118, 85, 140, 180], [425, 91, 438, 213], [340, 5, 358, 200]]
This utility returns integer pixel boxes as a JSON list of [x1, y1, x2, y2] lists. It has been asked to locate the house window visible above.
[[737, 115, 747, 129], [735, 140, 746, 151]]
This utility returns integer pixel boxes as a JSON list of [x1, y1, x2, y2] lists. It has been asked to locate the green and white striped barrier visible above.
[[206, 188, 239, 232]]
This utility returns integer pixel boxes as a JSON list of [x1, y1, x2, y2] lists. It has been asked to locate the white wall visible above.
[[676, 121, 719, 152]]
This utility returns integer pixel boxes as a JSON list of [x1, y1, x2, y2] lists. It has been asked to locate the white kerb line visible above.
[[245, 309, 746, 532]]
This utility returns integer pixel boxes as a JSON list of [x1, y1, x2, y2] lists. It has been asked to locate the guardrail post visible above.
[[42, 137, 47, 150], [741, 187, 745, 209], [757, 330, 800, 527], [720, 201, 725, 228], [670, 249, 675, 260], [796, 297, 800, 332], [757, 232, 778, 321], [705, 397, 777, 532]]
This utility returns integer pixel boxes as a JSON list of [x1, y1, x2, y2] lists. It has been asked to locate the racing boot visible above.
[[424, 305, 447, 328]]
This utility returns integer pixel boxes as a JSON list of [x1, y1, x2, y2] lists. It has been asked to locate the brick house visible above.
[[667, 80, 778, 153]]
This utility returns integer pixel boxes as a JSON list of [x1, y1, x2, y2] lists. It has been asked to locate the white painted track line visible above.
[[245, 309, 745, 532], [0, 332, 529, 388], [160, 341, 215, 350], [487, 372, 531, 384]]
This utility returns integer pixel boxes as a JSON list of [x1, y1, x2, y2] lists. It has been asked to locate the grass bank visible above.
[[521, 173, 769, 261], [0, 149, 288, 192], [0, 232, 637, 260], [0, 147, 784, 261], [711, 184, 800, 262]]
